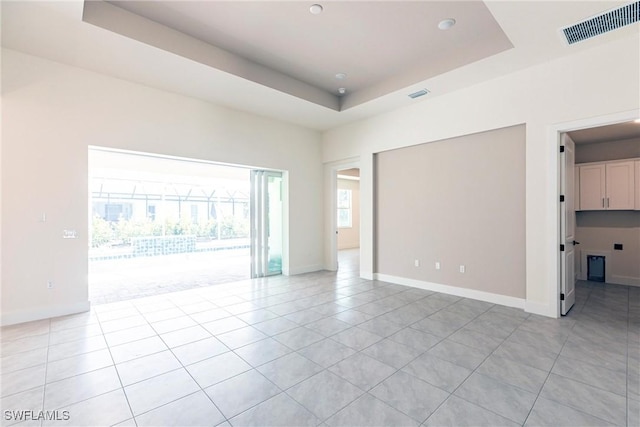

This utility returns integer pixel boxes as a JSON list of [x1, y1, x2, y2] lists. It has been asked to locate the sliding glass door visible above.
[[250, 170, 283, 278]]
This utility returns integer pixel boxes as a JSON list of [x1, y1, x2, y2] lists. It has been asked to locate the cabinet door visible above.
[[635, 161, 640, 210], [575, 167, 580, 211], [606, 161, 635, 210], [579, 164, 605, 210]]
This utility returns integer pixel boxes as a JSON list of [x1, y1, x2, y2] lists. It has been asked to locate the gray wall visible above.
[[376, 125, 526, 298], [576, 138, 640, 163]]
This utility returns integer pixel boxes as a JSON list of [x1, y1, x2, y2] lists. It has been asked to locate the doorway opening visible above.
[[556, 114, 640, 316], [336, 168, 360, 276], [88, 148, 284, 304]]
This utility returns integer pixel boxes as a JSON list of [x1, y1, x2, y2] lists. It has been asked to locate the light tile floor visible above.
[[1, 251, 638, 426]]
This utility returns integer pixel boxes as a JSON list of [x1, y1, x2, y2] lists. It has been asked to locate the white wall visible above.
[[1, 49, 323, 325], [322, 35, 640, 317]]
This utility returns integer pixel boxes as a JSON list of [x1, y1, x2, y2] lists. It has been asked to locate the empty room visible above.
[[1, 1, 639, 426]]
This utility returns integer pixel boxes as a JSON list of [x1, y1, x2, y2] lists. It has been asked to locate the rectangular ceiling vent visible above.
[[408, 89, 430, 99], [561, 1, 639, 45]]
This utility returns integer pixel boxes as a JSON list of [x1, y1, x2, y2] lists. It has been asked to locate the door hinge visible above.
[[560, 145, 565, 153], [560, 195, 565, 202], [560, 293, 565, 301], [560, 244, 565, 251]]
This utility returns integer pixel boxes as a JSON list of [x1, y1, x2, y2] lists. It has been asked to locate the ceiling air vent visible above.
[[561, 1, 639, 45], [408, 89, 430, 99]]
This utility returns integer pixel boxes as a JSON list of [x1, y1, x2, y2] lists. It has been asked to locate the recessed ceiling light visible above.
[[338, 88, 346, 95], [438, 18, 456, 30], [309, 4, 323, 15], [335, 73, 347, 80]]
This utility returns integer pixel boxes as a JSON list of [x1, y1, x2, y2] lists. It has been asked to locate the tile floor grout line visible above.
[[520, 284, 628, 427], [421, 310, 522, 426], [131, 314, 230, 425], [626, 284, 630, 427], [96, 311, 139, 427], [520, 312, 576, 427], [4, 269, 635, 427], [37, 318, 52, 427]]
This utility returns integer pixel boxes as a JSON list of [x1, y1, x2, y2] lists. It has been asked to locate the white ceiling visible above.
[[1, 1, 638, 131], [101, 1, 512, 110]]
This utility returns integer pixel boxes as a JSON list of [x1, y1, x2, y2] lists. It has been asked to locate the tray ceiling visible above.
[[90, 1, 513, 111]]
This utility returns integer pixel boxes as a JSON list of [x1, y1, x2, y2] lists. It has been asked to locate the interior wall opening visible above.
[[336, 167, 360, 276], [558, 118, 640, 316], [88, 147, 283, 304]]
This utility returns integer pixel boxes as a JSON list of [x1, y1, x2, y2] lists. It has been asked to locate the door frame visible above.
[[549, 109, 638, 318], [324, 157, 360, 272]]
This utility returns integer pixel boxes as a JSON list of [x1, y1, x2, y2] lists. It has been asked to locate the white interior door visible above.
[[561, 135, 577, 315]]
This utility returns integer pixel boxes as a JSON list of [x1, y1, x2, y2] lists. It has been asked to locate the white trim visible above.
[[374, 274, 525, 310], [361, 271, 375, 281], [547, 109, 640, 318], [1, 301, 91, 327], [337, 174, 360, 181], [287, 264, 324, 276], [524, 300, 556, 318], [611, 276, 640, 287], [323, 157, 360, 273]]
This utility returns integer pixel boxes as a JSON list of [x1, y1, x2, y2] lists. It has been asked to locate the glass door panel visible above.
[[250, 170, 283, 278]]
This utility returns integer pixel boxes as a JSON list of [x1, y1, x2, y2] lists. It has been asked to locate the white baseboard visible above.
[[524, 300, 557, 318], [610, 275, 640, 287], [1, 301, 91, 326], [374, 274, 525, 310], [287, 264, 324, 276], [361, 272, 374, 281]]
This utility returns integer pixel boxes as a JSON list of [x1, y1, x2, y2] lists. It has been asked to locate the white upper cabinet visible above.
[[636, 161, 640, 210], [606, 161, 635, 210], [578, 160, 636, 211], [579, 164, 606, 210]]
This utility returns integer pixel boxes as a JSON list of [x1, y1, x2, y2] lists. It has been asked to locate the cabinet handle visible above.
[[607, 198, 610, 208], [602, 198, 605, 208]]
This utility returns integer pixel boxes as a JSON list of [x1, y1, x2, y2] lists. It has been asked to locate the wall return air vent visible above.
[[561, 1, 639, 45], [408, 89, 430, 99]]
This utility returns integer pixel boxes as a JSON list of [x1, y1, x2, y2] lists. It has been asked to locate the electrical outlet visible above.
[[435, 261, 441, 270], [414, 259, 420, 267], [47, 280, 54, 289], [459, 265, 465, 273]]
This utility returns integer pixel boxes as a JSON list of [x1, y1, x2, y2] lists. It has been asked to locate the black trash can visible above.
[[587, 255, 605, 282]]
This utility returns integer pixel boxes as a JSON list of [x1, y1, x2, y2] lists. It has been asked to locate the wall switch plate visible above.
[[459, 265, 465, 273], [435, 262, 441, 270], [414, 259, 420, 267], [62, 230, 77, 239]]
